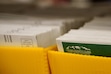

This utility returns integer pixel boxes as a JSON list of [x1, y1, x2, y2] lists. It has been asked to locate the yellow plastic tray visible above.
[[48, 49, 111, 74], [2, 45, 111, 74], [0, 46, 56, 74]]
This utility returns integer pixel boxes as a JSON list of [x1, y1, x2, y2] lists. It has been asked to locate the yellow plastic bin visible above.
[[48, 48, 111, 74], [0, 46, 56, 74]]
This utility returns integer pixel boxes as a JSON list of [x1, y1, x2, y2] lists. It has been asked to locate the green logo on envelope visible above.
[[62, 42, 111, 56], [65, 45, 91, 55]]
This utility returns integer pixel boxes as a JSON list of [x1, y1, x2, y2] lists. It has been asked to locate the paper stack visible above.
[[0, 13, 87, 47], [0, 24, 54, 47], [81, 17, 111, 30], [56, 17, 111, 56]]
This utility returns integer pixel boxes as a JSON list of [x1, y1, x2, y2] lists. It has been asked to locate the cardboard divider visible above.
[[0, 46, 56, 74], [48, 49, 111, 74]]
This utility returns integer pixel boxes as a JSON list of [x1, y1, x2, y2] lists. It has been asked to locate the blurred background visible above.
[[0, 0, 110, 18]]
